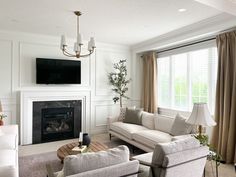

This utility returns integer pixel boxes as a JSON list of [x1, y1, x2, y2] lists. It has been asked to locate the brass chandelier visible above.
[[60, 11, 96, 58]]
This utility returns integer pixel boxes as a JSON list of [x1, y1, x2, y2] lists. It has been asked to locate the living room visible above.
[[0, 0, 235, 177]]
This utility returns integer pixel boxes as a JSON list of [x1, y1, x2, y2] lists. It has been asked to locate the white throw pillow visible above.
[[154, 114, 174, 133], [63, 145, 129, 176], [142, 111, 155, 129], [170, 113, 193, 136]]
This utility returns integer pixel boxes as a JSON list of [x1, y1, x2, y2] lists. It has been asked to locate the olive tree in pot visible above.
[[108, 60, 131, 108]]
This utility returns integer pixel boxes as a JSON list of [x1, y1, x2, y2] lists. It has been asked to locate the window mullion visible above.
[[187, 52, 192, 111], [208, 48, 213, 113], [170, 56, 174, 109]]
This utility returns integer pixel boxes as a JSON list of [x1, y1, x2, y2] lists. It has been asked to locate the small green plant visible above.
[[194, 134, 221, 166], [0, 113, 7, 120], [108, 60, 131, 108]]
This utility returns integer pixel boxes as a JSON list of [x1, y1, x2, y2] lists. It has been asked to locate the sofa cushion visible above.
[[154, 115, 174, 134], [63, 145, 129, 176], [110, 122, 148, 139], [0, 150, 17, 167], [141, 111, 155, 129], [0, 134, 17, 149], [170, 113, 193, 136], [123, 108, 143, 125], [133, 130, 172, 149]]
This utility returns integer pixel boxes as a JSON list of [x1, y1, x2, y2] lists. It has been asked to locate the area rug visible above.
[[19, 151, 62, 177], [19, 139, 144, 177]]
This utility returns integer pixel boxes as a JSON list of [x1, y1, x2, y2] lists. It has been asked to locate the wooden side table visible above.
[[57, 141, 108, 163]]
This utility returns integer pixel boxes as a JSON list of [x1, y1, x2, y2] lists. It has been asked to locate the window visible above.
[[157, 42, 218, 113]]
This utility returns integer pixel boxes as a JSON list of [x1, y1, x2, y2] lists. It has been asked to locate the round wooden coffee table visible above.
[[57, 141, 108, 163]]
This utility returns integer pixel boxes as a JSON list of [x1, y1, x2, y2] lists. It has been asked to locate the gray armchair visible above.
[[133, 137, 208, 177], [46, 145, 139, 177]]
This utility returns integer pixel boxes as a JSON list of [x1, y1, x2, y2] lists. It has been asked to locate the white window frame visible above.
[[157, 40, 217, 113]]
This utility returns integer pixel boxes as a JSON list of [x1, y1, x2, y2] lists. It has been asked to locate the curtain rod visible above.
[[141, 26, 236, 57], [157, 37, 216, 54]]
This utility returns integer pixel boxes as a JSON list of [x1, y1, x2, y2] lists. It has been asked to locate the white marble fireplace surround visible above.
[[20, 90, 90, 145]]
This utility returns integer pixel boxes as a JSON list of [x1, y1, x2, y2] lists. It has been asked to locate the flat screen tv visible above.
[[36, 58, 81, 84]]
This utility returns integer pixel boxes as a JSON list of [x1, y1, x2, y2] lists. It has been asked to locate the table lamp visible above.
[[186, 103, 216, 135]]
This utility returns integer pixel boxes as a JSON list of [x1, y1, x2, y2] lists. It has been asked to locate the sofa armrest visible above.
[[163, 146, 209, 167], [0, 125, 18, 135], [0, 166, 18, 177], [107, 116, 119, 130], [171, 134, 194, 141]]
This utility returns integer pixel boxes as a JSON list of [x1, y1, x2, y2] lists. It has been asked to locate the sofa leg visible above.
[[131, 145, 135, 154], [109, 133, 112, 141]]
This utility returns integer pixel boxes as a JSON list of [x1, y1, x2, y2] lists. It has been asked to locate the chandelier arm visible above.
[[63, 49, 76, 57], [79, 50, 94, 57], [63, 46, 75, 56]]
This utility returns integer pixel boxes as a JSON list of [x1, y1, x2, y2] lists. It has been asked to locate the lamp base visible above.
[[198, 125, 203, 135]]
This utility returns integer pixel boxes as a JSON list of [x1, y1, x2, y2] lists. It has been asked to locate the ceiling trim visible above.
[[131, 13, 236, 53]]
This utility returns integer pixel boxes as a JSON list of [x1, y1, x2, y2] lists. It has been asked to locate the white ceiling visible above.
[[195, 0, 236, 16], [0, 0, 228, 45]]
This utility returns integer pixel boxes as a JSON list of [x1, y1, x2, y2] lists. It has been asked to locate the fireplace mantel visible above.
[[20, 90, 91, 145]]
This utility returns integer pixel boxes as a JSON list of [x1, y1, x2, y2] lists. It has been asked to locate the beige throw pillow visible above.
[[118, 106, 136, 121], [123, 108, 143, 125], [170, 113, 193, 136]]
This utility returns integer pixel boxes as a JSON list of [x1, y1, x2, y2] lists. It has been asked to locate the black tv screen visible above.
[[36, 58, 81, 84]]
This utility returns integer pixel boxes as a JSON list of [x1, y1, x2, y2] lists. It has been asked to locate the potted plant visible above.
[[108, 60, 131, 108], [194, 134, 221, 177], [0, 113, 7, 126]]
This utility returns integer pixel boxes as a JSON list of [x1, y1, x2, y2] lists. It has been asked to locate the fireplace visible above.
[[32, 100, 81, 144]]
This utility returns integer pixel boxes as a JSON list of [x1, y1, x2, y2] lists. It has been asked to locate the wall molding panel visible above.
[[0, 31, 131, 142]]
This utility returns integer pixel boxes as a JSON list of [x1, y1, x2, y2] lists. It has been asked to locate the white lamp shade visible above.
[[186, 103, 216, 127], [0, 101, 2, 113]]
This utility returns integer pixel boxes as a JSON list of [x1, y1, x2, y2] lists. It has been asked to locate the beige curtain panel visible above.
[[141, 51, 157, 113], [211, 31, 236, 164]]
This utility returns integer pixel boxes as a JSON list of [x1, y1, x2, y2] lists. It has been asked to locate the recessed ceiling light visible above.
[[178, 8, 187, 12]]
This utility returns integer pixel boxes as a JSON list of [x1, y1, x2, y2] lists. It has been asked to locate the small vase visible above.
[[82, 133, 91, 146], [0, 120, 3, 126]]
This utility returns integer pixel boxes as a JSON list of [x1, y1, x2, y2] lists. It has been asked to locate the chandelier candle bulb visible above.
[[88, 41, 92, 51], [90, 37, 95, 48], [60, 35, 66, 49], [74, 43, 79, 52]]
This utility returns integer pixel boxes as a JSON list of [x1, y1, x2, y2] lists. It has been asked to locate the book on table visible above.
[[71, 145, 87, 154]]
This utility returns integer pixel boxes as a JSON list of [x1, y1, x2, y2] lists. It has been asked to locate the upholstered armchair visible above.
[[46, 145, 139, 177], [133, 137, 208, 177]]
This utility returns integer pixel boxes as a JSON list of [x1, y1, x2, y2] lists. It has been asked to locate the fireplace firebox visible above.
[[33, 100, 81, 144]]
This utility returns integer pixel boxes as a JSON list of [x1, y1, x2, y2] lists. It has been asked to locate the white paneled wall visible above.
[[0, 31, 131, 141]]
